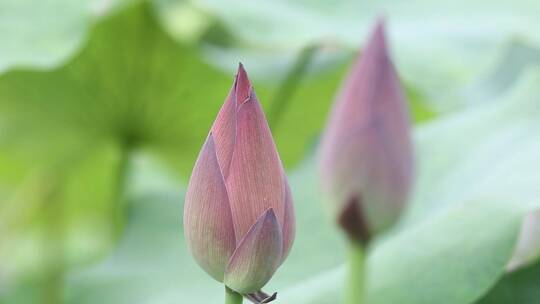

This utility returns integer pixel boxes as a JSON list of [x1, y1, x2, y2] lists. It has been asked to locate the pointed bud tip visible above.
[[235, 62, 252, 105], [238, 62, 245, 72], [369, 17, 388, 50], [374, 16, 386, 32]]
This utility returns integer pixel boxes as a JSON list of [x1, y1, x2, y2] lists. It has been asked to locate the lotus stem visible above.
[[225, 286, 243, 304], [345, 240, 366, 304]]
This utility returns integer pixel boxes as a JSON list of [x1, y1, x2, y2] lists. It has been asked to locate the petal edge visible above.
[[224, 208, 283, 294], [184, 134, 236, 281]]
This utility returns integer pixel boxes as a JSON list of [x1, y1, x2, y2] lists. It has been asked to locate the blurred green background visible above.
[[1, 0, 540, 303]]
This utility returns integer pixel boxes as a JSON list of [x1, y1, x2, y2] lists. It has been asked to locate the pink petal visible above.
[[184, 134, 236, 281], [211, 86, 237, 178], [211, 64, 253, 178], [319, 19, 413, 233], [328, 127, 411, 232], [225, 93, 287, 243], [235, 63, 252, 105], [280, 176, 295, 262], [224, 209, 283, 294]]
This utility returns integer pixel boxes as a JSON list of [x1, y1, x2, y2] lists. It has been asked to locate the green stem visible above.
[[225, 287, 243, 304], [345, 240, 366, 304], [268, 44, 318, 129]]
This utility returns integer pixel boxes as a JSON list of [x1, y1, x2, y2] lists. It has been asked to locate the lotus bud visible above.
[[318, 20, 413, 244], [184, 64, 295, 295]]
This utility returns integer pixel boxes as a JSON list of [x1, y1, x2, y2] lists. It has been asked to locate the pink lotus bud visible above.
[[184, 64, 295, 294], [318, 20, 413, 243]]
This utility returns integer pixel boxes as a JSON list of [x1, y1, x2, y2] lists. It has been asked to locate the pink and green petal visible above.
[[329, 127, 411, 232], [184, 134, 236, 281], [224, 209, 283, 294], [211, 83, 237, 178], [280, 177, 295, 262], [226, 95, 287, 242]]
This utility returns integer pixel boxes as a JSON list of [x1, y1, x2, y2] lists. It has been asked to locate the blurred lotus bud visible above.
[[318, 20, 413, 244], [507, 211, 540, 271], [184, 64, 295, 294]]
